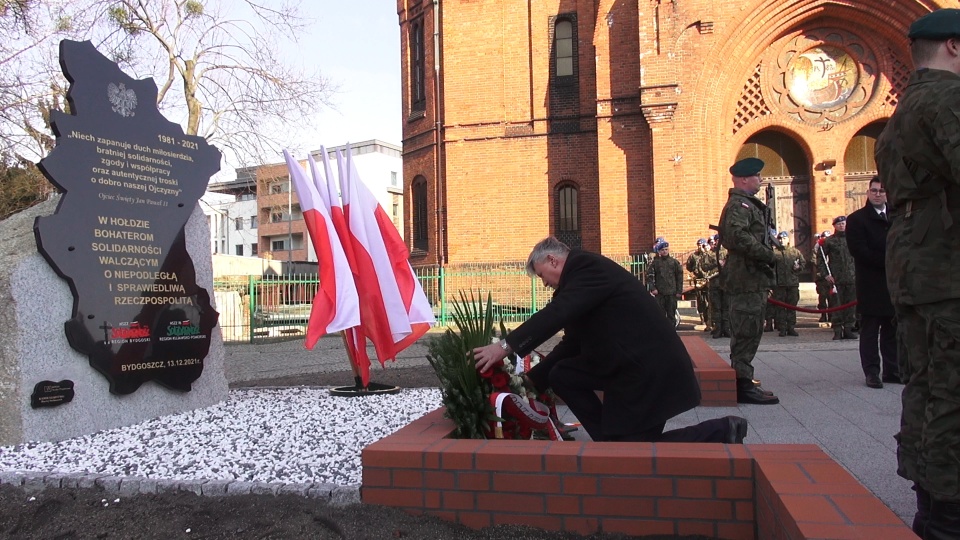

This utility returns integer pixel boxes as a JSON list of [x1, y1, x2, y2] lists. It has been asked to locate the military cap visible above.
[[729, 157, 764, 177], [833, 215, 847, 225], [708, 234, 718, 243], [908, 9, 960, 41], [657, 242, 670, 251], [777, 231, 788, 238], [696, 238, 707, 246]]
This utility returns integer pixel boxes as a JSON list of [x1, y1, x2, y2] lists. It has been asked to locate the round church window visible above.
[[785, 45, 859, 110]]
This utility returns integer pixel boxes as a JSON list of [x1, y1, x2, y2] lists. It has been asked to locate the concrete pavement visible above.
[[670, 328, 914, 526]]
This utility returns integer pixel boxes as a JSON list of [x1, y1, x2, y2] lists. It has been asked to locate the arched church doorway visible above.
[[844, 121, 886, 214], [736, 130, 812, 265]]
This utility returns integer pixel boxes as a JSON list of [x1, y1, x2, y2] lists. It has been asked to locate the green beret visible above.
[[908, 9, 960, 40], [729, 157, 764, 177]]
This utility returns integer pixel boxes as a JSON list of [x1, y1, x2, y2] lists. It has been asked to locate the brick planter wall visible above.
[[362, 410, 915, 539], [681, 335, 736, 407]]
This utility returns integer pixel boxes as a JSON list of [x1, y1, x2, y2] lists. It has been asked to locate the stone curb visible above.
[[0, 470, 360, 506]]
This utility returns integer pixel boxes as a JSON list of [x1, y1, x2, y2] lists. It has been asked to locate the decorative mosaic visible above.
[[765, 28, 879, 126]]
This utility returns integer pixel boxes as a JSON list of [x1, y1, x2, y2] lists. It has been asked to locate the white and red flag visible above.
[[312, 149, 373, 380], [337, 144, 435, 364], [282, 150, 360, 349]]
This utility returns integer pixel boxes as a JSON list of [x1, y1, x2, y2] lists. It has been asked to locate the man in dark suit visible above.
[[846, 176, 899, 389], [472, 236, 748, 443]]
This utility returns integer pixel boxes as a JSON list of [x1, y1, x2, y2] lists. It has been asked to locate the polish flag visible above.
[[337, 145, 435, 364], [282, 150, 359, 349], [312, 149, 373, 380]]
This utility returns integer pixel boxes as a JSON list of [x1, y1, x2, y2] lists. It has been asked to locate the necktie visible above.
[[879, 211, 887, 222]]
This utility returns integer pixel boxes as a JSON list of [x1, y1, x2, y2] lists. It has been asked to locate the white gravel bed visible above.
[[0, 387, 442, 486]]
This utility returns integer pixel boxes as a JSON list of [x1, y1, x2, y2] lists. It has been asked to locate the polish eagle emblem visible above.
[[107, 82, 137, 117]]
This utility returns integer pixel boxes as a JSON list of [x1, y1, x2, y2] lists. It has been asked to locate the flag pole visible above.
[[330, 329, 401, 396], [339, 330, 363, 387]]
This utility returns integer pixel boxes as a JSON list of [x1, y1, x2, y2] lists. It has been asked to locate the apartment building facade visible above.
[[206, 140, 404, 263]]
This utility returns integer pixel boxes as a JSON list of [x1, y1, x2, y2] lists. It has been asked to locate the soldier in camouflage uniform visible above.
[[646, 241, 683, 326], [772, 231, 806, 337], [705, 235, 729, 338], [686, 239, 711, 329], [813, 231, 833, 323], [717, 157, 779, 405], [875, 9, 960, 538], [819, 216, 858, 340]]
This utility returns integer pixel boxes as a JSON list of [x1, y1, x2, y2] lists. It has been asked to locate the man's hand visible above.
[[826, 275, 836, 284], [651, 289, 659, 296], [473, 343, 509, 373]]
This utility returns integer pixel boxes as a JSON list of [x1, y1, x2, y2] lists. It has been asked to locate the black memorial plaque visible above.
[[34, 40, 220, 395], [31, 380, 75, 408]]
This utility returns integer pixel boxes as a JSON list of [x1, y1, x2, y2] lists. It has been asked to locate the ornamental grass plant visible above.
[[427, 291, 561, 440], [426, 291, 500, 439]]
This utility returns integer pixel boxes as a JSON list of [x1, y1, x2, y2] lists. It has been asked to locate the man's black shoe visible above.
[[882, 374, 902, 384], [723, 416, 748, 444], [786, 328, 799, 336], [842, 327, 859, 340], [819, 313, 828, 322], [778, 329, 787, 337], [866, 374, 883, 389], [720, 331, 731, 338]]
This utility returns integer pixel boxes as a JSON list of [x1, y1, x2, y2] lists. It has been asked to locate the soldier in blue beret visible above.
[[877, 8, 960, 537], [647, 240, 683, 327]]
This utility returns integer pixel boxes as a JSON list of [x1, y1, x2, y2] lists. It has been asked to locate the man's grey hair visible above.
[[525, 236, 571, 276]]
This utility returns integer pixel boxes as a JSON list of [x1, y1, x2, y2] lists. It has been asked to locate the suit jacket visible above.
[[846, 203, 894, 316], [506, 250, 701, 437]]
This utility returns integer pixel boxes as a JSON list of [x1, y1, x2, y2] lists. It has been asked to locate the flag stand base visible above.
[[330, 377, 401, 397]]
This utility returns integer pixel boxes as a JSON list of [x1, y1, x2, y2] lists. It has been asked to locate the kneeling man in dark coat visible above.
[[473, 236, 748, 443]]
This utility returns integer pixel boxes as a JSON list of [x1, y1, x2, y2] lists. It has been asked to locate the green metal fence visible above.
[[212, 255, 648, 343]]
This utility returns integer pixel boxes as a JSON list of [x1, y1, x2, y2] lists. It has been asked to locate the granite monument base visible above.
[[0, 196, 228, 446]]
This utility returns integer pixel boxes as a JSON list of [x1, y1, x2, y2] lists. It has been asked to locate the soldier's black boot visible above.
[[819, 313, 828, 323], [736, 378, 780, 405], [925, 498, 960, 540], [913, 485, 931, 538], [751, 379, 774, 397], [720, 324, 731, 338], [833, 327, 843, 340], [842, 327, 859, 340], [778, 328, 787, 337]]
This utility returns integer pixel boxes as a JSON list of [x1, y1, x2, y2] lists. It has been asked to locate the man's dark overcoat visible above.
[[845, 202, 894, 317], [506, 250, 701, 437]]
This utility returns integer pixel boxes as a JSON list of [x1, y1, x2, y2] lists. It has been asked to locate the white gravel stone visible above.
[[0, 388, 441, 489]]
